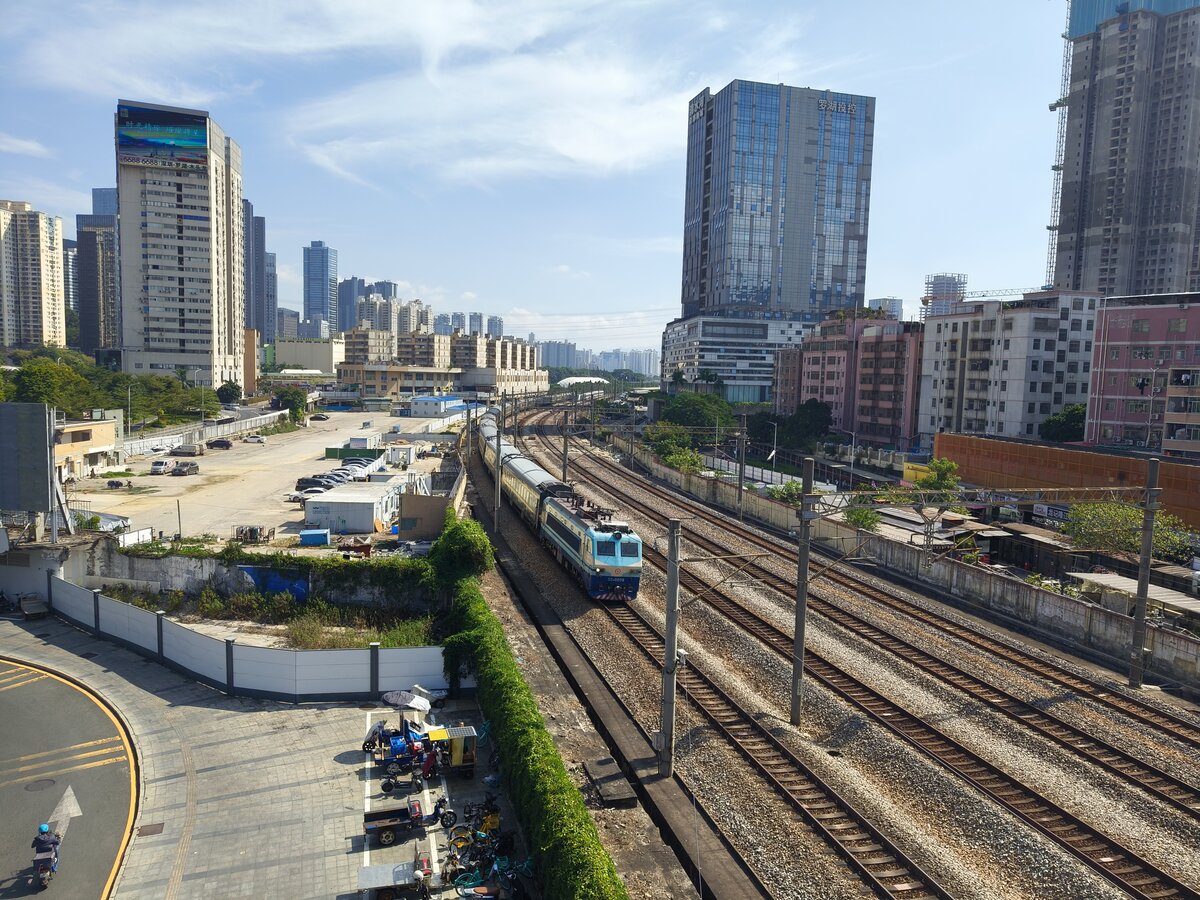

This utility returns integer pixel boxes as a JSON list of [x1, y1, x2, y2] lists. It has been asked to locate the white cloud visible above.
[[550, 263, 591, 280], [0, 133, 52, 158], [460, 291, 478, 302], [0, 177, 90, 224]]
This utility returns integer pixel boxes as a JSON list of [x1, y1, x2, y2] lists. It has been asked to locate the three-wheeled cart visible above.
[[425, 725, 478, 779], [363, 799, 424, 846]]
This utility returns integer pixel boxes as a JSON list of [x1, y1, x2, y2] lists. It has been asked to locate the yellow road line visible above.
[[0, 735, 121, 767], [0, 658, 138, 900], [4, 745, 127, 775], [0, 668, 34, 685], [0, 674, 47, 692], [0, 754, 128, 789]]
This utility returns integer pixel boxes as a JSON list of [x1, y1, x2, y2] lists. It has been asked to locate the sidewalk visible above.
[[0, 616, 373, 898]]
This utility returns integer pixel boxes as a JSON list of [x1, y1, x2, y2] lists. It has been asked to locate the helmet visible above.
[[38, 824, 50, 834]]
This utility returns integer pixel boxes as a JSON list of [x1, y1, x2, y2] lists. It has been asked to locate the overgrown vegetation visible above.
[[1060, 503, 1194, 565], [436, 518, 627, 899]]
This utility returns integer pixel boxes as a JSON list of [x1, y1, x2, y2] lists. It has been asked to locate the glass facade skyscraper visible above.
[[303, 240, 337, 325], [680, 80, 875, 323]]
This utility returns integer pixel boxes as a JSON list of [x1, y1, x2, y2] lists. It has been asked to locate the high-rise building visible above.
[[920, 273, 968, 321], [337, 277, 365, 333], [242, 201, 268, 344], [469, 312, 483, 336], [370, 280, 398, 300], [1052, 2, 1200, 295], [866, 297, 904, 320], [116, 100, 244, 387], [276, 307, 299, 340], [303, 240, 337, 325], [681, 79, 874, 322], [91, 188, 117, 216], [0, 200, 66, 347], [62, 239, 78, 314], [451, 312, 466, 333], [486, 315, 504, 339], [263, 252, 277, 345], [667, 80, 874, 402], [77, 201, 119, 352], [433, 313, 453, 336]]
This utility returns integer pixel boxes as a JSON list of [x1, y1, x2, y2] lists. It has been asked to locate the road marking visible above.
[[49, 785, 83, 838], [0, 673, 48, 692], [0, 735, 122, 767], [0, 658, 138, 900], [3, 743, 126, 775], [0, 753, 127, 789]]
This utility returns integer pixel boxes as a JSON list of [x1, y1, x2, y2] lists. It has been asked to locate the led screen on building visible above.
[[117, 104, 207, 170]]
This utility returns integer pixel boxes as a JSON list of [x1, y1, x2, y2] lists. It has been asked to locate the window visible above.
[[619, 542, 640, 559], [1033, 339, 1041, 350], [1040, 402, 1051, 414], [1002, 360, 1009, 371], [595, 540, 616, 557], [1028, 402, 1036, 413], [1133, 318, 1150, 332], [1169, 318, 1187, 333]]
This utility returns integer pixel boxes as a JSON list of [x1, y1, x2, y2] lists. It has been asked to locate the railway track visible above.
[[514, 417, 1200, 899], [534, 416, 1200, 755], [601, 598, 953, 900]]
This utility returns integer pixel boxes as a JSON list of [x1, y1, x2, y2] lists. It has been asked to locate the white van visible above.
[[150, 460, 175, 474]]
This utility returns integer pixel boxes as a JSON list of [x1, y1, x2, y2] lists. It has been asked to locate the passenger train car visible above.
[[477, 407, 642, 601]]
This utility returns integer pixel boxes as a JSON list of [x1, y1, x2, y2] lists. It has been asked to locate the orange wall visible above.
[[932, 434, 1200, 529]]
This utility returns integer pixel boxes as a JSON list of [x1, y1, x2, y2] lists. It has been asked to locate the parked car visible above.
[[150, 459, 175, 475], [170, 443, 206, 457], [244, 435, 267, 444], [311, 414, 330, 421], [321, 473, 350, 484], [287, 487, 328, 501], [170, 462, 200, 476], [343, 458, 374, 466], [206, 438, 233, 450]]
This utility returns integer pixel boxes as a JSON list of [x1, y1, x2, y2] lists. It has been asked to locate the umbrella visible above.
[[381, 690, 432, 712]]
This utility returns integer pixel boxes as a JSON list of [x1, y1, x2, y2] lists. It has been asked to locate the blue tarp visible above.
[[237, 566, 310, 600]]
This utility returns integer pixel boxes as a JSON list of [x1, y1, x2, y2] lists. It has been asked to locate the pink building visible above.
[[1087, 293, 1200, 455], [855, 321, 924, 449]]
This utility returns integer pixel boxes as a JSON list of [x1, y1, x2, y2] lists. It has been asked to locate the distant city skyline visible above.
[[2, 2, 1066, 349]]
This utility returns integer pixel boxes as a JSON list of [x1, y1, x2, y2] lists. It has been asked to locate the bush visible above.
[[428, 508, 494, 586], [440, 577, 627, 899]]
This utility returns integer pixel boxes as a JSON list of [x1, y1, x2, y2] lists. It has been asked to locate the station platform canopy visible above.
[[557, 376, 609, 387]]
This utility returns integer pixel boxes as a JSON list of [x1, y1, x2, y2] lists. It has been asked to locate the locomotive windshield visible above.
[[596, 540, 617, 557], [619, 542, 640, 559]]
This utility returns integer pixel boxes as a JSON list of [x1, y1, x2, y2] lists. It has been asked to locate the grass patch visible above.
[[259, 419, 301, 437], [98, 470, 134, 478]]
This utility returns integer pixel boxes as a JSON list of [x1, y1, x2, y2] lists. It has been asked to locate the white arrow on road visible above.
[[47, 785, 82, 839]]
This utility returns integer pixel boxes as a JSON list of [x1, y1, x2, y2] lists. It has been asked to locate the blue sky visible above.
[[1, 1, 1065, 352]]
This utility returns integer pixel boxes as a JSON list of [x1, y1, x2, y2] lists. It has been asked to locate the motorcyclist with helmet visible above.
[[32, 823, 60, 872]]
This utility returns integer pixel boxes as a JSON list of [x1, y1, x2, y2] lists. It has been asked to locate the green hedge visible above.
[[437, 531, 628, 899]]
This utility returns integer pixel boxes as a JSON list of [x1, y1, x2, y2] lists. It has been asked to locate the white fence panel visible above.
[[97, 595, 158, 653], [117, 528, 155, 547], [51, 577, 94, 626], [161, 618, 226, 684], [378, 647, 450, 692], [232, 644, 298, 695], [295, 649, 371, 695]]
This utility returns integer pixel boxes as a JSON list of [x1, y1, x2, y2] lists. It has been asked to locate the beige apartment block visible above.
[[0, 200, 66, 348]]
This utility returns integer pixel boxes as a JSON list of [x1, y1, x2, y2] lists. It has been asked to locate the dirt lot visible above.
[[76, 413, 453, 541]]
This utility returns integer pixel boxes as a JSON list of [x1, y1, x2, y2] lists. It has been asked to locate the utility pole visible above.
[[590, 395, 596, 444], [790, 457, 815, 725], [494, 396, 505, 528], [561, 413, 569, 482], [466, 404, 473, 463], [659, 518, 682, 777], [736, 416, 747, 521], [1129, 458, 1161, 689]]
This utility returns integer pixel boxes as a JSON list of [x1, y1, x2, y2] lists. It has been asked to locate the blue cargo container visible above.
[[299, 529, 330, 546]]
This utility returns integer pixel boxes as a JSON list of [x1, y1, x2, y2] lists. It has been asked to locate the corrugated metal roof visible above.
[[1067, 571, 1200, 613]]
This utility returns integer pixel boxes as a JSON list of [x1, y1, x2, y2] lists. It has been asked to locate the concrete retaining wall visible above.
[[614, 436, 1200, 689]]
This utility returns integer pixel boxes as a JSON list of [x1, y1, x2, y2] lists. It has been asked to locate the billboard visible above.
[[0, 404, 51, 513], [117, 103, 208, 170]]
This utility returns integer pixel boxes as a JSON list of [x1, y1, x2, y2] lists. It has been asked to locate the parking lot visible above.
[[77, 413, 454, 542]]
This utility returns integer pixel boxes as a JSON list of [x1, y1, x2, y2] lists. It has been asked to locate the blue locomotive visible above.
[[477, 407, 642, 601]]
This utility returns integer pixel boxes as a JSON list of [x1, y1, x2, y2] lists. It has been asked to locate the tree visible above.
[[273, 386, 309, 422], [1039, 403, 1086, 442], [661, 446, 704, 473], [12, 358, 95, 414], [65, 307, 81, 349], [643, 421, 691, 456], [844, 507, 882, 531], [660, 392, 735, 439], [1060, 503, 1195, 565], [216, 381, 242, 404], [669, 369, 686, 388], [428, 508, 494, 583]]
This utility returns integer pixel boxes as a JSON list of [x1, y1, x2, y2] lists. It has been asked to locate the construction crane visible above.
[[919, 287, 1051, 306], [1045, 0, 1074, 287]]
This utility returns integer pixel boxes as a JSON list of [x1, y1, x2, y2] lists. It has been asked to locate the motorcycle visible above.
[[31, 832, 61, 889]]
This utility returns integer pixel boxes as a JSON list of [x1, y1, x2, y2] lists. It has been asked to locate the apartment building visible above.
[[0, 200, 66, 348]]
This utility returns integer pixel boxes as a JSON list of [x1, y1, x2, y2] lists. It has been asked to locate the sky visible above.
[[1, 1, 1067, 352]]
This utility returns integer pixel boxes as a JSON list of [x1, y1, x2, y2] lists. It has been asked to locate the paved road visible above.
[[76, 413, 441, 540], [0, 655, 134, 899]]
